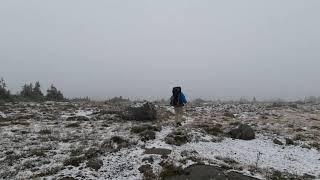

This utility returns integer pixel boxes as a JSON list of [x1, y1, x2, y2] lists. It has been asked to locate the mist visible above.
[[1, 0, 319, 100]]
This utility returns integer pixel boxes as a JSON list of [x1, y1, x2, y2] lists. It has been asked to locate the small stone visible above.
[[66, 116, 89, 121], [142, 156, 154, 163], [224, 112, 235, 118], [301, 144, 311, 149], [285, 138, 295, 145], [273, 139, 284, 145]]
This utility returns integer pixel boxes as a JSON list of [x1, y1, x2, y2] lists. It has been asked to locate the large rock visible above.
[[229, 124, 255, 140], [123, 102, 157, 121], [163, 165, 258, 180], [144, 148, 172, 157]]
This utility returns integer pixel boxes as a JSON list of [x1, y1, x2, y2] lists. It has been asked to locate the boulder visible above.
[[229, 124, 255, 140], [163, 165, 259, 180], [144, 148, 172, 158], [123, 102, 157, 121]]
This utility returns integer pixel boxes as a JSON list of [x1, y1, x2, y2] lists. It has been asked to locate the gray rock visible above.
[[58, 177, 77, 180], [229, 124, 255, 140], [144, 148, 172, 158], [139, 130, 156, 142], [273, 139, 284, 145], [142, 156, 154, 163], [164, 165, 259, 180], [123, 102, 157, 121], [66, 116, 89, 121], [285, 138, 295, 145]]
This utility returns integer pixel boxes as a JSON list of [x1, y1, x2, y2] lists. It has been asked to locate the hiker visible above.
[[170, 87, 187, 124]]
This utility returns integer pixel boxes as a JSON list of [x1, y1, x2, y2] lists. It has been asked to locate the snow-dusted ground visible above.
[[145, 125, 320, 178], [0, 101, 320, 179], [180, 136, 319, 176]]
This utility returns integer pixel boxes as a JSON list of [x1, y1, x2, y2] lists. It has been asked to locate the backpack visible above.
[[170, 87, 183, 106]]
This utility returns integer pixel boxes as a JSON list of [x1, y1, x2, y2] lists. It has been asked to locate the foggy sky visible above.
[[1, 1, 320, 100]]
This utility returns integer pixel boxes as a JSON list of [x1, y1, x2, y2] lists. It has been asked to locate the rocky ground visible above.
[[0, 100, 320, 180]]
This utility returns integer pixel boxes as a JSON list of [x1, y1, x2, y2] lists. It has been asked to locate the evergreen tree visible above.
[[46, 84, 64, 101], [20, 83, 34, 97], [0, 78, 10, 100], [33, 81, 44, 97]]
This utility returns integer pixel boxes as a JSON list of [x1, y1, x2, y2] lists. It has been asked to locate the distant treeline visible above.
[[191, 97, 320, 104], [1, 77, 320, 104], [0, 78, 64, 102]]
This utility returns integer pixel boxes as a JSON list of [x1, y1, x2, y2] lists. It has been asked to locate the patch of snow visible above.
[[0, 111, 6, 118], [145, 126, 173, 150], [165, 106, 175, 114], [60, 109, 93, 119], [182, 116, 193, 126], [176, 135, 320, 176], [131, 102, 148, 108], [75, 110, 93, 117], [98, 147, 144, 180]]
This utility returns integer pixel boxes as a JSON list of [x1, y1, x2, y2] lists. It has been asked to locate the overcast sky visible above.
[[1, 1, 319, 100]]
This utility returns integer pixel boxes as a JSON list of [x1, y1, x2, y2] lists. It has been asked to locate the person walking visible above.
[[170, 87, 187, 125]]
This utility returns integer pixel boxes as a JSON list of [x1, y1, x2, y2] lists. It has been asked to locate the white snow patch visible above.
[[143, 124, 320, 177], [165, 106, 175, 114], [75, 110, 93, 117], [176, 136, 320, 176], [98, 147, 144, 180], [145, 126, 174, 150], [60, 109, 93, 119], [0, 111, 6, 118]]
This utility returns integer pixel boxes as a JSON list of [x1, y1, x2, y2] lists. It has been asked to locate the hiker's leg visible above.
[[174, 107, 183, 122], [174, 107, 178, 121]]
